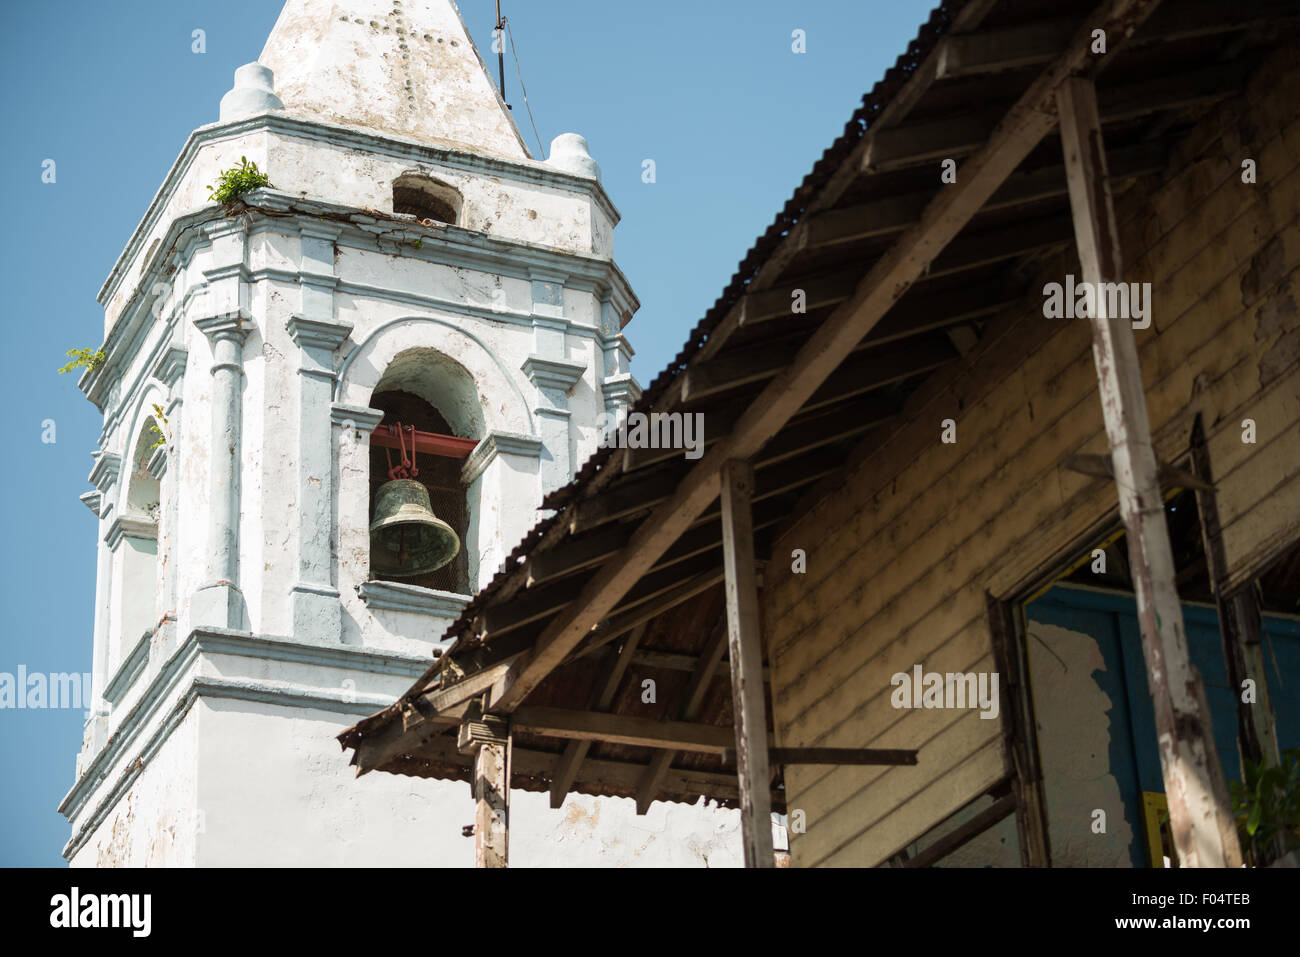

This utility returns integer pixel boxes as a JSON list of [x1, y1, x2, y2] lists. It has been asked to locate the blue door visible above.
[[1026, 585, 1300, 866]]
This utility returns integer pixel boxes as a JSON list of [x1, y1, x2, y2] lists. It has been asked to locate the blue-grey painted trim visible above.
[[357, 580, 472, 617], [461, 430, 546, 486], [522, 354, 586, 393], [198, 629, 433, 677], [87, 196, 633, 425], [1036, 583, 1300, 635], [331, 403, 385, 433], [327, 276, 598, 338], [334, 315, 537, 433], [102, 630, 151, 706], [104, 515, 158, 550], [87, 452, 121, 493]]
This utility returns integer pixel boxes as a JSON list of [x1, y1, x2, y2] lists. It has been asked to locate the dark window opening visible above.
[[392, 174, 461, 225]]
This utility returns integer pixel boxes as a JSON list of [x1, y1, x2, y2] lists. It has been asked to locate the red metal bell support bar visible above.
[[371, 422, 478, 473]]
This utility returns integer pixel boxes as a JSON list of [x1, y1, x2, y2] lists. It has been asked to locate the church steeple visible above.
[[258, 0, 531, 159], [65, 0, 657, 869]]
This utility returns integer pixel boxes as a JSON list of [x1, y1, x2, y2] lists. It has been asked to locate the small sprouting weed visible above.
[[58, 347, 106, 375]]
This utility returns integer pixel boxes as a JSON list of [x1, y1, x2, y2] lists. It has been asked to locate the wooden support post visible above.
[[720, 459, 774, 868], [1230, 588, 1281, 768], [1190, 414, 1281, 774], [459, 702, 509, 868], [1058, 76, 1242, 868]]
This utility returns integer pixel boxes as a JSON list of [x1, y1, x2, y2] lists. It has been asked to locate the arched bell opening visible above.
[[125, 417, 162, 522], [368, 389, 476, 594], [112, 416, 162, 674]]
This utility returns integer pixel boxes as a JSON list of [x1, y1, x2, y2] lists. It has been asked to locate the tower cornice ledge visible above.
[[92, 193, 638, 378], [99, 113, 625, 311]]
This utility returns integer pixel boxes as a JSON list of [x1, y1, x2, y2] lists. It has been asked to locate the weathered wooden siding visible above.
[[764, 42, 1300, 868]]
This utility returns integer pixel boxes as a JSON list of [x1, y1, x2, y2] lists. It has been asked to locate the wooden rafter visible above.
[[477, 0, 1170, 718], [512, 706, 748, 754], [549, 624, 646, 808], [635, 617, 730, 814]]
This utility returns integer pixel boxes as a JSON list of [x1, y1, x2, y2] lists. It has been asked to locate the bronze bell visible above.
[[369, 478, 460, 576]]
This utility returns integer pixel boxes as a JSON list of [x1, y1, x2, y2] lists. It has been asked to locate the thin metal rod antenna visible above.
[[495, 1, 507, 102]]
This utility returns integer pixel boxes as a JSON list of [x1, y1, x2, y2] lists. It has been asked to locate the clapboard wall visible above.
[[763, 40, 1300, 868]]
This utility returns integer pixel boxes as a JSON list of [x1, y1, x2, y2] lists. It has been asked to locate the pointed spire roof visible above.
[[259, 0, 531, 160]]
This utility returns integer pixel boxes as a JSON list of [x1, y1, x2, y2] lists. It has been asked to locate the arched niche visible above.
[[372, 347, 485, 441], [109, 413, 163, 677], [335, 315, 534, 437], [125, 418, 162, 520], [392, 172, 463, 225]]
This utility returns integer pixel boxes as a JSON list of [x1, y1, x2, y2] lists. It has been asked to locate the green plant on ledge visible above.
[[1230, 748, 1300, 866], [148, 403, 170, 451], [207, 156, 274, 204], [57, 347, 106, 375]]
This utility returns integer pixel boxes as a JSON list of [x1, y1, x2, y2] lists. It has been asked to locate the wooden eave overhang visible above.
[[339, 0, 1296, 813]]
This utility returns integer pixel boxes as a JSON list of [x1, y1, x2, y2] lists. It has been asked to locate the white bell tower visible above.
[[62, 0, 742, 867]]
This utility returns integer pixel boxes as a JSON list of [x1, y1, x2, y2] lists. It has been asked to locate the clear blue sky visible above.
[[0, 0, 936, 866]]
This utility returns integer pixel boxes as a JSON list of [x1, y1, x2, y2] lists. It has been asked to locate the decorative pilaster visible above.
[[297, 222, 342, 319], [103, 515, 159, 680], [599, 296, 640, 419], [460, 431, 545, 487], [288, 314, 353, 640], [87, 451, 121, 500], [86, 451, 121, 710], [191, 312, 250, 630], [522, 352, 585, 495], [152, 343, 188, 654], [460, 431, 545, 584], [522, 272, 585, 494], [332, 403, 385, 618]]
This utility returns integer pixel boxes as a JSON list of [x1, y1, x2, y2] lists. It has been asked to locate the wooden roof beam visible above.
[[485, 0, 1167, 715], [937, 1, 1299, 80], [867, 62, 1245, 172], [528, 494, 790, 590], [549, 623, 646, 808], [687, 0, 1002, 368], [573, 569, 726, 663], [512, 705, 745, 755], [683, 329, 964, 405], [635, 618, 729, 813], [806, 141, 1166, 251], [362, 721, 784, 808], [740, 275, 1020, 339], [476, 550, 723, 641], [719, 459, 775, 866]]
